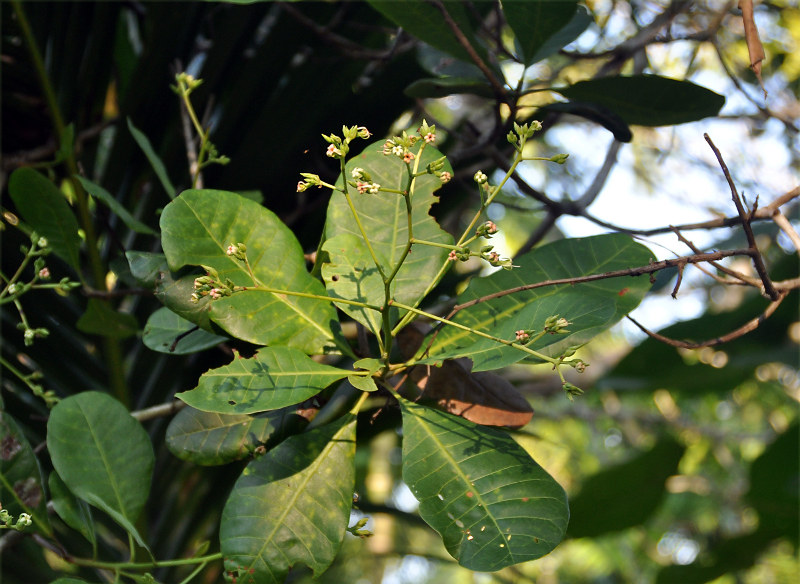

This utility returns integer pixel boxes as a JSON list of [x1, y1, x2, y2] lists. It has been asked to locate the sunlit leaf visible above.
[[160, 189, 343, 354], [421, 234, 653, 371], [176, 347, 351, 414], [220, 415, 356, 583]]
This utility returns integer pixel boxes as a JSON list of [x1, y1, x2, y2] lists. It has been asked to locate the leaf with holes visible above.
[[177, 347, 351, 415], [220, 415, 356, 583], [400, 399, 568, 570], [324, 141, 452, 316], [160, 189, 344, 354]]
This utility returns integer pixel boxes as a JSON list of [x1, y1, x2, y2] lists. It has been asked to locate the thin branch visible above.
[[131, 400, 186, 422], [704, 133, 780, 300], [425, 0, 509, 103], [627, 291, 787, 349], [450, 248, 756, 317], [672, 228, 761, 287]]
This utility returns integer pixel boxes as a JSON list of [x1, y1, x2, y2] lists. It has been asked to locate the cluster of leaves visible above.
[[2, 1, 798, 583]]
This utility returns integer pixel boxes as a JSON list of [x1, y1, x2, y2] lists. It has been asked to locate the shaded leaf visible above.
[[0, 410, 51, 536], [47, 392, 154, 550], [165, 406, 308, 466], [404, 77, 494, 99], [49, 472, 96, 548], [325, 141, 453, 315], [126, 251, 167, 286], [160, 189, 343, 354], [176, 347, 351, 414], [421, 234, 653, 371], [143, 307, 227, 355], [503, 1, 578, 65], [77, 176, 157, 235], [400, 399, 568, 571], [525, 4, 594, 64], [127, 117, 176, 199], [76, 298, 139, 339], [567, 436, 685, 538], [220, 415, 356, 583], [542, 101, 632, 142], [367, 0, 481, 65], [8, 167, 81, 270], [556, 75, 725, 126]]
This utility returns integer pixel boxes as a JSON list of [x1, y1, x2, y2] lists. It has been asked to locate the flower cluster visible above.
[[544, 315, 570, 334], [476, 221, 498, 239], [349, 167, 381, 195], [225, 242, 248, 262], [296, 173, 322, 192], [447, 247, 471, 262], [480, 245, 514, 269], [506, 120, 542, 152], [0, 509, 32, 532], [191, 266, 236, 302]]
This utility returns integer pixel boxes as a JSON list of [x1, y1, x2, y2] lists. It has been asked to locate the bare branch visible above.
[[704, 133, 780, 300], [627, 291, 787, 348]]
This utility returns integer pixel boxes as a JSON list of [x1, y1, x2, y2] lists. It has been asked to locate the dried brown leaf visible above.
[[739, 0, 767, 98]]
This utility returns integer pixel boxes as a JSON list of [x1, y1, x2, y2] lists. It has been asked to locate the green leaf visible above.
[[49, 472, 96, 548], [143, 307, 227, 354], [367, 0, 481, 64], [166, 406, 307, 466], [8, 167, 81, 270], [126, 251, 167, 286], [542, 101, 632, 142], [556, 75, 725, 126], [324, 141, 453, 315], [404, 77, 494, 99], [0, 410, 52, 536], [220, 415, 357, 583], [321, 233, 388, 336], [347, 374, 378, 392], [524, 5, 594, 64], [422, 234, 653, 371], [567, 436, 685, 538], [176, 347, 351, 414], [76, 298, 139, 339], [154, 266, 219, 334], [127, 117, 176, 199], [160, 189, 343, 354], [47, 392, 154, 550], [400, 399, 568, 570], [503, 1, 578, 65], [77, 176, 157, 235]]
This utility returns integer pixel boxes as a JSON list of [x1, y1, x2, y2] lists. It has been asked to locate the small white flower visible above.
[[37, 237, 48, 248]]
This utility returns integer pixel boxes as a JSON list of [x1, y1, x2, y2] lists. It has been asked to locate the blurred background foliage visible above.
[[1, 1, 798, 583]]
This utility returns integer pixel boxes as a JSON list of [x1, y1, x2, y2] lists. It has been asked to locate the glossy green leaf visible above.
[[177, 347, 350, 414], [8, 167, 81, 270], [542, 101, 632, 142], [325, 141, 453, 315], [220, 415, 356, 583], [404, 77, 494, 99], [0, 410, 52, 536], [422, 234, 653, 371], [525, 4, 594, 64], [49, 472, 96, 548], [160, 189, 343, 354], [127, 117, 176, 199], [76, 298, 139, 339], [567, 436, 685, 538], [347, 374, 378, 392], [77, 176, 157, 235], [47, 392, 154, 550], [143, 307, 227, 354], [503, 1, 578, 65], [556, 75, 725, 126], [321, 233, 388, 336], [166, 406, 307, 466], [400, 399, 568, 570], [367, 0, 481, 64]]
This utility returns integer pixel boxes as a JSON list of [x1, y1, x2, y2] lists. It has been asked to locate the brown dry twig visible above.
[[627, 290, 786, 349], [704, 133, 780, 300]]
